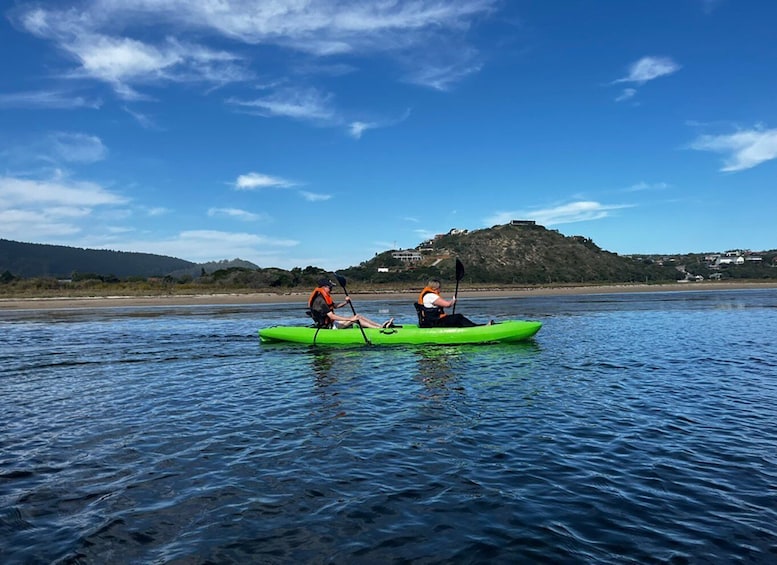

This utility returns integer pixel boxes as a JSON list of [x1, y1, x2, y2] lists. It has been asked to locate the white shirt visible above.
[[422, 291, 441, 309]]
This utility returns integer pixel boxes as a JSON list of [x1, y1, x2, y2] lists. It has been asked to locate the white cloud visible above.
[[234, 172, 296, 190], [123, 106, 160, 129], [614, 56, 681, 84], [0, 90, 102, 109], [300, 191, 332, 202], [688, 127, 777, 172], [0, 175, 127, 207], [95, 230, 299, 264], [0, 174, 128, 240], [146, 207, 169, 216], [47, 132, 108, 163], [70, 35, 249, 99], [228, 87, 337, 123], [615, 88, 637, 103], [623, 181, 670, 192], [401, 47, 483, 91], [486, 201, 632, 227], [348, 121, 373, 139], [207, 207, 268, 221], [0, 208, 82, 238], [14, 0, 497, 102]]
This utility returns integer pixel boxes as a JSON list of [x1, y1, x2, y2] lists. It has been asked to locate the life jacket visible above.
[[416, 286, 446, 326], [307, 287, 334, 328]]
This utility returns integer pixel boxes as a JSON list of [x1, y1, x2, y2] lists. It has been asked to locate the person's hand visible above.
[[345, 296, 351, 303], [451, 296, 456, 302]]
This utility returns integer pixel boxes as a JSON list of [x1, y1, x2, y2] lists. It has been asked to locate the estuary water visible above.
[[2, 289, 777, 564]]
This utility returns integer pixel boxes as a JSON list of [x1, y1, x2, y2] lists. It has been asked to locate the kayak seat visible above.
[[413, 303, 431, 328], [306, 308, 330, 328]]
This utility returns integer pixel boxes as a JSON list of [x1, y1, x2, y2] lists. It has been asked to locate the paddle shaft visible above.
[[334, 273, 371, 345], [452, 258, 464, 315]]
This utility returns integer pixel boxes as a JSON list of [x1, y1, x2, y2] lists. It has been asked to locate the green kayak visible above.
[[259, 320, 542, 346]]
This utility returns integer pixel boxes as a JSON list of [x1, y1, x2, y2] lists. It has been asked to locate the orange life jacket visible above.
[[418, 286, 446, 322], [308, 287, 335, 327]]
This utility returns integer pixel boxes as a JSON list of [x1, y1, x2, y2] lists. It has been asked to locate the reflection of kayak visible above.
[[259, 320, 542, 346]]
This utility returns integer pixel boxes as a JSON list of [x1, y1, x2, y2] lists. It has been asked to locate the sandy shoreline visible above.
[[1, 281, 775, 310]]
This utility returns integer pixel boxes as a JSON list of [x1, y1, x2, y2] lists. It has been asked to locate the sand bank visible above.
[[1, 282, 775, 311]]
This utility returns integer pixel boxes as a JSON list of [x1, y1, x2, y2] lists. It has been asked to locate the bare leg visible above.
[[356, 315, 393, 329]]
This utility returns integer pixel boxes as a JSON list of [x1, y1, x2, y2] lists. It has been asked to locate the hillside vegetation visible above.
[[0, 239, 196, 279], [2, 225, 776, 297], [344, 224, 680, 284]]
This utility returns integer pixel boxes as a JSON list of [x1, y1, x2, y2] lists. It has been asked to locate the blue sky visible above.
[[1, 0, 776, 271]]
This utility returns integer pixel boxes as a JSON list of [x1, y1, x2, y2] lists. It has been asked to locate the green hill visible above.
[[0, 239, 197, 279], [344, 223, 683, 284]]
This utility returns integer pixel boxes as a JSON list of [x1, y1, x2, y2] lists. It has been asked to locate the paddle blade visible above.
[[455, 258, 465, 281], [333, 272, 347, 288]]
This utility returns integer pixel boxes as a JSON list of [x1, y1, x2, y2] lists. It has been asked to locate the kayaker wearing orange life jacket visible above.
[[417, 279, 480, 328], [308, 278, 392, 329]]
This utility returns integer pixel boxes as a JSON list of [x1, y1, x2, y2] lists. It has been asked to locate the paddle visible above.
[[452, 258, 465, 315], [333, 272, 371, 345]]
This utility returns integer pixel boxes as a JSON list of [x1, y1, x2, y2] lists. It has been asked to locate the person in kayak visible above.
[[417, 279, 487, 328], [308, 278, 393, 329]]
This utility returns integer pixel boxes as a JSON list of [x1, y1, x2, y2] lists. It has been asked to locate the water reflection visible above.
[[310, 347, 336, 382], [305, 348, 347, 421], [414, 347, 464, 399]]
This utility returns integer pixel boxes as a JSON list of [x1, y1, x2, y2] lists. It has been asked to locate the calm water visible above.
[[2, 289, 777, 564]]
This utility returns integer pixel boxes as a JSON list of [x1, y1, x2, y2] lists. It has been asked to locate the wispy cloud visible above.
[[348, 109, 412, 139], [486, 201, 633, 227], [234, 172, 296, 190], [228, 87, 336, 123], [623, 181, 670, 192], [615, 88, 637, 103], [13, 0, 498, 116], [47, 132, 107, 163], [145, 207, 169, 217], [0, 89, 101, 109], [614, 56, 681, 84], [207, 207, 268, 222], [0, 174, 126, 207], [123, 106, 160, 129], [0, 173, 128, 239], [93, 230, 299, 264], [348, 121, 375, 140], [688, 127, 777, 172], [612, 56, 680, 102], [400, 46, 483, 91], [15, 6, 250, 99], [300, 191, 332, 202]]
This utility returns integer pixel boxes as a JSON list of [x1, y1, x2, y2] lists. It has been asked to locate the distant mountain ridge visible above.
[[0, 239, 258, 279]]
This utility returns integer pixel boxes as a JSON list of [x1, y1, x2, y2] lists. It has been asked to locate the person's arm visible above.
[[432, 295, 456, 308]]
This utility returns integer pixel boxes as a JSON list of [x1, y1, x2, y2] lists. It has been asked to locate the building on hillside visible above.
[[391, 250, 422, 263], [434, 228, 468, 239], [510, 219, 536, 226], [716, 256, 745, 266]]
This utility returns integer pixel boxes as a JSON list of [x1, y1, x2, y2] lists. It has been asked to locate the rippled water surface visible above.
[[2, 289, 777, 563]]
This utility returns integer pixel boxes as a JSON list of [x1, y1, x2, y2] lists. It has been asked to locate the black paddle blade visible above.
[[333, 272, 347, 289], [455, 258, 465, 281]]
